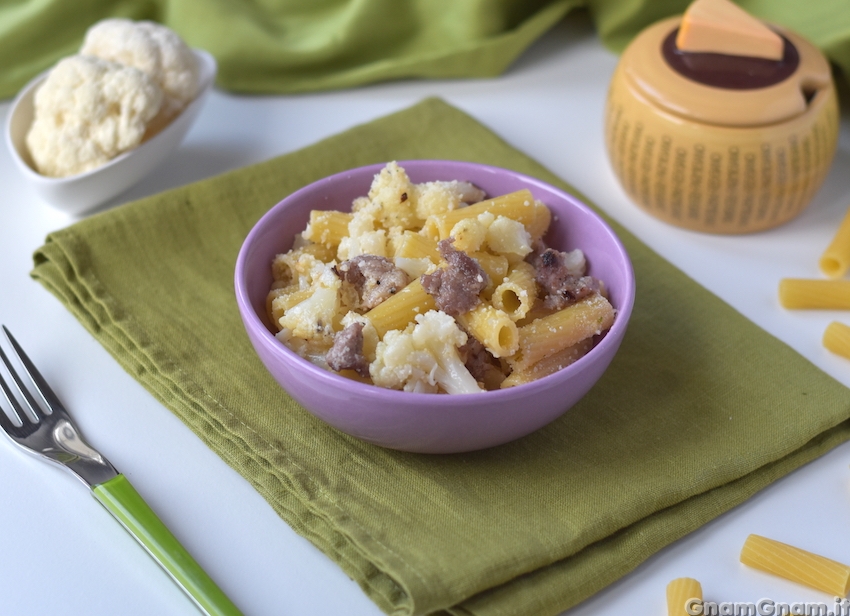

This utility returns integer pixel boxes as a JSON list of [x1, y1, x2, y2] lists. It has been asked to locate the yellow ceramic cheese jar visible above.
[[604, 16, 838, 234]]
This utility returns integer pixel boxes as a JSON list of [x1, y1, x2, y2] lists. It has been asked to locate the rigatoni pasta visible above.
[[501, 339, 594, 388], [267, 161, 616, 393], [666, 578, 702, 616], [364, 279, 436, 338], [468, 251, 509, 295], [740, 534, 850, 597], [820, 205, 850, 278], [432, 189, 551, 242], [492, 262, 537, 321], [779, 279, 850, 310], [457, 303, 518, 358], [508, 294, 616, 372], [302, 210, 352, 249], [268, 287, 312, 325], [390, 231, 440, 262], [823, 321, 850, 360]]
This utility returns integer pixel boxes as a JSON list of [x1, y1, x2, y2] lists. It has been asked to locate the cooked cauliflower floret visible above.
[[370, 328, 439, 394], [448, 212, 531, 261], [560, 248, 587, 277], [413, 180, 486, 219], [81, 18, 199, 124], [449, 216, 488, 252], [367, 161, 420, 230], [277, 265, 341, 344], [272, 250, 328, 290], [486, 215, 533, 261], [370, 310, 483, 394], [26, 55, 162, 177], [337, 200, 388, 261]]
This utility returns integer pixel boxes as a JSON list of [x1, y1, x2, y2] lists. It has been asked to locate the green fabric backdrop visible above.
[[0, 0, 848, 99]]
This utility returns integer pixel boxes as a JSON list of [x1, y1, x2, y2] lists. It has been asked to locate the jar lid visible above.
[[620, 17, 832, 127]]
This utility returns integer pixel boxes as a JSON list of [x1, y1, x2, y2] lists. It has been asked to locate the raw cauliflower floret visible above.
[[81, 18, 199, 125], [26, 55, 162, 177], [370, 310, 483, 394]]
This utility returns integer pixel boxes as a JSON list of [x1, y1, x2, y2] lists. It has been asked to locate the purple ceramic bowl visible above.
[[235, 160, 635, 453]]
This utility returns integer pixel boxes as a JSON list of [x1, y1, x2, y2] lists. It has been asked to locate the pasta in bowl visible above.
[[235, 161, 635, 453]]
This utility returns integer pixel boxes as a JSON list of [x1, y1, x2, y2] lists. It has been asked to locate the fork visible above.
[[0, 325, 242, 616]]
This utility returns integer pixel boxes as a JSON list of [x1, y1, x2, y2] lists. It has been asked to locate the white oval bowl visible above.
[[4, 49, 217, 215]]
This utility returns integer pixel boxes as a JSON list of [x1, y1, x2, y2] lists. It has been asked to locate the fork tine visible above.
[[0, 365, 29, 431], [1, 326, 64, 420]]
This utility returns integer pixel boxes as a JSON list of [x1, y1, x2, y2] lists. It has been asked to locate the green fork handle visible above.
[[92, 474, 242, 616]]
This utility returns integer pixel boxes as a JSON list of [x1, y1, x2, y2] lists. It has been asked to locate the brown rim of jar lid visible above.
[[663, 28, 799, 89], [620, 16, 833, 127]]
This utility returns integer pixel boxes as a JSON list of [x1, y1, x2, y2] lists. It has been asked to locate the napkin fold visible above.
[[2, 0, 849, 100], [32, 98, 850, 616]]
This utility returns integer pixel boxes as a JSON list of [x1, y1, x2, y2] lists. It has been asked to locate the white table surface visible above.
[[2, 12, 850, 616]]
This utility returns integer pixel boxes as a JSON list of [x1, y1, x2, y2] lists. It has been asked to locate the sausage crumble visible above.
[[420, 238, 489, 316], [336, 255, 410, 310]]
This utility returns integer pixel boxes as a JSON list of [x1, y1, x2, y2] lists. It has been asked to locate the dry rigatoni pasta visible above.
[[666, 578, 702, 616], [820, 205, 850, 278], [824, 321, 850, 359], [740, 534, 850, 597], [779, 279, 850, 310]]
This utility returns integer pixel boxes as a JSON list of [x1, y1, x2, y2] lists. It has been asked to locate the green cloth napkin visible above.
[[2, 0, 849, 100], [31, 98, 850, 616]]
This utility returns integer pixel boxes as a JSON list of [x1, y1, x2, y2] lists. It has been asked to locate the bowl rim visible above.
[[234, 160, 635, 406], [4, 48, 217, 185]]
